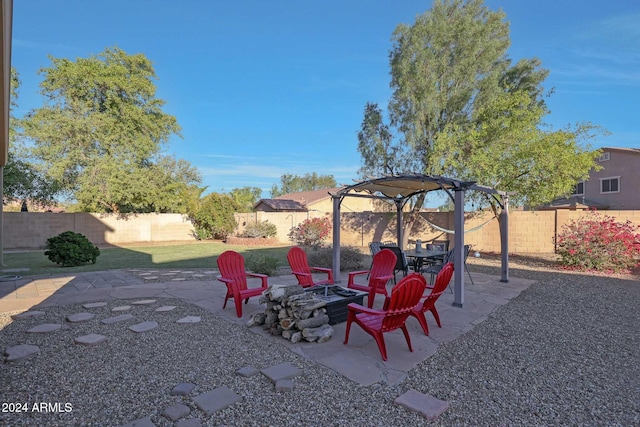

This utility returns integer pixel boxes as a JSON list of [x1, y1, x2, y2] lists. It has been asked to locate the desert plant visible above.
[[306, 246, 366, 271], [555, 210, 640, 273], [240, 220, 277, 238], [244, 253, 281, 276], [288, 217, 331, 248], [44, 231, 100, 267]]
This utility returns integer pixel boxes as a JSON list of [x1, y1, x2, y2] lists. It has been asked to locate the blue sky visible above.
[[11, 0, 640, 199]]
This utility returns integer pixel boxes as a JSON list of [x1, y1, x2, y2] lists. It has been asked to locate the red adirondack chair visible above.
[[409, 262, 454, 335], [287, 246, 333, 288], [347, 248, 396, 308], [216, 250, 269, 318], [343, 273, 426, 361]]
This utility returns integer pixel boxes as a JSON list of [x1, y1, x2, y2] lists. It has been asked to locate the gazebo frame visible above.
[[330, 174, 509, 307]]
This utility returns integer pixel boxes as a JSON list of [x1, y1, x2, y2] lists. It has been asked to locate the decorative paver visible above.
[[27, 323, 62, 333], [162, 403, 190, 421], [5, 344, 40, 362], [142, 276, 159, 281], [118, 417, 156, 427], [112, 305, 132, 312], [83, 302, 108, 308], [171, 382, 196, 396], [260, 362, 303, 384], [132, 299, 156, 305], [66, 312, 96, 323], [75, 334, 108, 346], [176, 316, 201, 323], [11, 310, 45, 320], [129, 321, 158, 333], [171, 278, 186, 281], [192, 386, 242, 415], [101, 314, 134, 324], [155, 305, 176, 312], [176, 419, 202, 427], [236, 366, 260, 377], [275, 379, 294, 392], [394, 389, 449, 420]]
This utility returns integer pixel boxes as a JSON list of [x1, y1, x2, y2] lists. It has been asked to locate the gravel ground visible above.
[[1, 257, 639, 426]]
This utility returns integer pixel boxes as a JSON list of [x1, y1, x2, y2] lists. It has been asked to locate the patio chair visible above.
[[216, 250, 269, 318], [380, 244, 409, 284], [409, 262, 454, 335], [347, 248, 396, 308], [422, 245, 475, 290], [287, 246, 333, 288], [343, 272, 426, 361]]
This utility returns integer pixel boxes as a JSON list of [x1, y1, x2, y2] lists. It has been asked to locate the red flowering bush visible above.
[[288, 217, 332, 248], [555, 210, 640, 273]]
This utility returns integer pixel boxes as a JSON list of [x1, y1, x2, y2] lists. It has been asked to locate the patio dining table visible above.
[[404, 249, 448, 273]]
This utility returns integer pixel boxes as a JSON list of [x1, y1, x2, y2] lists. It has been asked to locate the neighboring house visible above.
[[254, 187, 386, 213], [543, 147, 640, 210]]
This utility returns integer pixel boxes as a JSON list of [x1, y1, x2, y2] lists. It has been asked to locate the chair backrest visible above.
[[369, 241, 382, 256], [369, 248, 397, 289], [427, 239, 449, 251], [287, 246, 313, 287], [443, 248, 456, 264], [381, 245, 408, 271], [382, 273, 426, 331], [463, 244, 472, 262], [216, 250, 248, 291]]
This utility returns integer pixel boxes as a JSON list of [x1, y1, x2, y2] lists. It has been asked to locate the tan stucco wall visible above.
[[4, 210, 640, 254]]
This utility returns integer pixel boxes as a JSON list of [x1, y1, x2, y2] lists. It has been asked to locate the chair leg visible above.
[[372, 331, 388, 361], [343, 311, 355, 344], [234, 298, 243, 318], [367, 289, 376, 309], [465, 263, 475, 285], [400, 324, 413, 352], [412, 312, 430, 335], [429, 307, 442, 328]]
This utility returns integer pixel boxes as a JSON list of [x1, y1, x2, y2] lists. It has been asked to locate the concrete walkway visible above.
[[0, 268, 535, 386]]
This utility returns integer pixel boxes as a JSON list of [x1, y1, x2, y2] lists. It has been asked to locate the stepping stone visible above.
[[118, 417, 155, 427], [162, 403, 190, 421], [11, 310, 45, 320], [394, 389, 449, 421], [176, 420, 201, 427], [192, 274, 206, 278], [101, 314, 134, 324], [132, 299, 156, 305], [155, 305, 176, 312], [75, 334, 108, 346], [275, 379, 294, 392], [176, 316, 201, 324], [192, 386, 242, 415], [182, 271, 195, 274], [236, 366, 260, 377], [129, 321, 158, 333], [171, 278, 186, 281], [27, 323, 62, 333], [171, 382, 196, 396], [261, 362, 303, 384], [5, 344, 40, 362], [142, 276, 158, 281], [67, 312, 96, 323], [112, 305, 132, 312], [161, 272, 177, 276], [83, 302, 108, 309]]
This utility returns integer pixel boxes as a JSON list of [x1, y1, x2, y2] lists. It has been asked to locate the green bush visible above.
[[44, 231, 100, 267], [187, 193, 238, 240], [288, 217, 331, 248], [240, 221, 277, 238], [306, 246, 366, 271], [555, 210, 640, 273], [244, 253, 281, 276]]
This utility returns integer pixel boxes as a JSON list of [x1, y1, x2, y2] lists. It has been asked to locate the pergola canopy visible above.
[[330, 173, 510, 307]]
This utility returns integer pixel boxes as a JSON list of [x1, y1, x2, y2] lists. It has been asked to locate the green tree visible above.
[[270, 173, 337, 197], [358, 0, 603, 235], [186, 192, 239, 240], [4, 67, 60, 207], [22, 47, 199, 213], [229, 186, 262, 212]]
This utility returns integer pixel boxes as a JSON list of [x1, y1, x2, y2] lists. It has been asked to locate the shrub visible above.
[[240, 221, 277, 238], [288, 217, 331, 248], [44, 231, 100, 267], [306, 246, 366, 271], [555, 210, 640, 273], [244, 253, 281, 276], [187, 193, 238, 240]]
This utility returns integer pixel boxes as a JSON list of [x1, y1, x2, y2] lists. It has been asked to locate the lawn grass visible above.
[[1, 241, 293, 277]]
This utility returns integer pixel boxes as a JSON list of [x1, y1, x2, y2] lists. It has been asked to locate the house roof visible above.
[[253, 199, 307, 211], [602, 147, 640, 155], [539, 196, 609, 210], [274, 187, 342, 205]]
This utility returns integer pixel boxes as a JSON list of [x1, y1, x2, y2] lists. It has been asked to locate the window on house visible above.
[[600, 177, 619, 194], [572, 181, 585, 195], [598, 152, 610, 162]]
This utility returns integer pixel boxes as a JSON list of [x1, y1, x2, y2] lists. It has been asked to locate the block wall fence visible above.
[[3, 210, 640, 254]]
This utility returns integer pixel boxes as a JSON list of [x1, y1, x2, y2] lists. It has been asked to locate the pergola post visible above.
[[453, 187, 465, 307], [331, 195, 341, 284], [500, 195, 509, 283], [395, 199, 403, 250]]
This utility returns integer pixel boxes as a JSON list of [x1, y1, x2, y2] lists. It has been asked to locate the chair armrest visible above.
[[290, 270, 311, 278], [347, 302, 384, 316], [217, 276, 233, 284], [375, 274, 394, 282], [347, 270, 369, 285], [310, 267, 332, 274], [247, 272, 269, 288]]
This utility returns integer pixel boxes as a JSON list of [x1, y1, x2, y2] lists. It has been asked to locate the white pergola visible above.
[[330, 174, 509, 307]]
